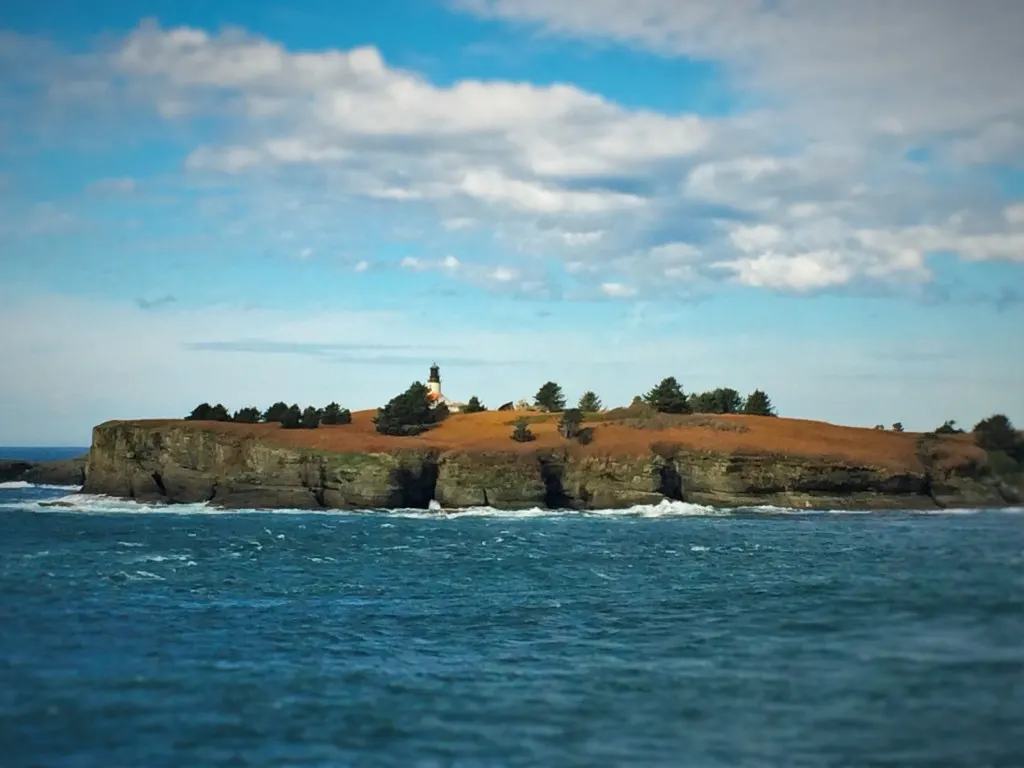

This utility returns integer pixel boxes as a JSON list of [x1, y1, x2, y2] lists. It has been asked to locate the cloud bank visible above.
[[4, 6, 1024, 300]]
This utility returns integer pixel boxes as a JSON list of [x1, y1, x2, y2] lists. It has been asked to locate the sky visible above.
[[1, 0, 1023, 445]]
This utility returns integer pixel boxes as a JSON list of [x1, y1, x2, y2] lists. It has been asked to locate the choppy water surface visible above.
[[1, 485, 1022, 767]]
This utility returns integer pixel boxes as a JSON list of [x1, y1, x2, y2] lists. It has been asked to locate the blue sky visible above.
[[1, 0, 1023, 445]]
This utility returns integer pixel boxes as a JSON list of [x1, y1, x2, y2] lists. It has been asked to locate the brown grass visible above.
[[115, 410, 985, 472]]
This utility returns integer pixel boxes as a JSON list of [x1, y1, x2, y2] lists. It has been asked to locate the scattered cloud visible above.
[[600, 282, 637, 298], [3, 11, 1023, 300], [136, 294, 177, 310], [185, 339, 434, 356], [86, 177, 137, 195], [455, 0, 1024, 141], [0, 202, 76, 236], [442, 217, 477, 231]]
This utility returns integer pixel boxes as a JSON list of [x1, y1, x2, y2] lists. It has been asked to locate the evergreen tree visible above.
[[280, 404, 303, 429], [263, 401, 291, 423], [892, 422, 905, 432], [463, 396, 487, 413], [691, 388, 743, 414], [577, 391, 602, 413], [558, 408, 583, 439], [232, 407, 261, 424], [185, 402, 214, 421], [374, 382, 442, 436], [534, 381, 566, 412], [186, 403, 231, 421], [742, 390, 776, 417], [209, 404, 230, 421], [973, 414, 1020, 455], [433, 402, 450, 422], [321, 402, 352, 425], [644, 377, 690, 414], [300, 406, 322, 430], [935, 420, 963, 435], [715, 388, 743, 414]]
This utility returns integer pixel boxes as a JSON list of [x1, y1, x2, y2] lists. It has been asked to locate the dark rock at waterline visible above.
[[0, 458, 86, 487], [0, 461, 34, 483]]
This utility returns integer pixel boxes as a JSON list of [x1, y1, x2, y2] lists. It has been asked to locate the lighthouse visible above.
[[427, 363, 442, 399], [424, 363, 466, 412]]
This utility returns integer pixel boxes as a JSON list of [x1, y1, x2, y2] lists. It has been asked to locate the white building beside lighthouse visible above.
[[426, 363, 466, 413]]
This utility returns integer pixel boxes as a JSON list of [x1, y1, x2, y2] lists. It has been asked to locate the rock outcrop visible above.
[[0, 458, 86, 487], [80, 421, 1020, 511]]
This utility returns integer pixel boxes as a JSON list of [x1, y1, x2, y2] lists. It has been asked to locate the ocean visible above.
[[0, 479, 1022, 766]]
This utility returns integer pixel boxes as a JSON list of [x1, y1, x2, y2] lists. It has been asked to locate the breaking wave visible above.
[[0, 489, 1016, 518], [0, 481, 83, 491]]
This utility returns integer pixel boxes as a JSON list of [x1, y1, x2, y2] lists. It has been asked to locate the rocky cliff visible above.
[[81, 420, 1021, 511]]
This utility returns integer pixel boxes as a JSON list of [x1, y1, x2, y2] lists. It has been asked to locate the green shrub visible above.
[[511, 419, 536, 443]]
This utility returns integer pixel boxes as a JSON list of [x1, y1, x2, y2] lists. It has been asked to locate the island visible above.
[[80, 406, 1021, 512], [9, 364, 1011, 512]]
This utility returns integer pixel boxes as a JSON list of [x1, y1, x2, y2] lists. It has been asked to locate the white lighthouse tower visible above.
[[425, 363, 466, 412], [427, 363, 442, 400]]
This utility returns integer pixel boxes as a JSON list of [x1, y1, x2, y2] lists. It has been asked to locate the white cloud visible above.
[[560, 230, 604, 247], [442, 217, 476, 231], [7, 16, 1024, 298], [458, 169, 643, 214], [601, 282, 637, 298], [729, 224, 784, 255], [1005, 203, 1024, 227], [715, 251, 856, 292], [491, 266, 517, 282], [354, 260, 369, 272], [456, 0, 1024, 140]]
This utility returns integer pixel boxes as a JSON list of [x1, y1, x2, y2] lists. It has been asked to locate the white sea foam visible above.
[[0, 492, 216, 515], [0, 481, 82, 491], [0, 489, 1017, 518], [742, 504, 876, 516]]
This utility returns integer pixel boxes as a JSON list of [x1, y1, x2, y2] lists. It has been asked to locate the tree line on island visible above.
[[530, 378, 775, 417], [185, 401, 352, 430], [370, 376, 777, 444], [184, 376, 776, 441], [181, 380, 1023, 477]]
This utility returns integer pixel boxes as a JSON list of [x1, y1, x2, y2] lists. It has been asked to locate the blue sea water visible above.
[[0, 446, 88, 462], [1, 482, 1022, 767]]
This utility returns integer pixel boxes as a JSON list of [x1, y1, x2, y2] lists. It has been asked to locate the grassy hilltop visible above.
[[121, 406, 986, 475]]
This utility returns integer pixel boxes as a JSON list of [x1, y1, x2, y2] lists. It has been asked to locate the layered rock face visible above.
[[81, 422, 1020, 511]]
